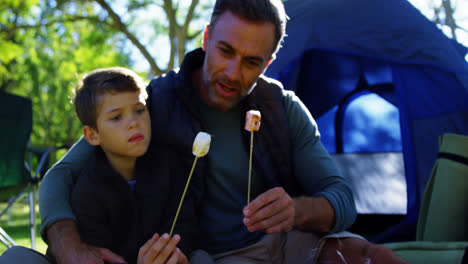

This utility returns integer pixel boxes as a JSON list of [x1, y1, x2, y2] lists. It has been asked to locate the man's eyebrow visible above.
[[218, 41, 265, 63], [217, 41, 234, 51]]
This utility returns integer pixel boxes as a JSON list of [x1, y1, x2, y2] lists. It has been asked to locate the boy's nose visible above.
[[128, 118, 138, 129]]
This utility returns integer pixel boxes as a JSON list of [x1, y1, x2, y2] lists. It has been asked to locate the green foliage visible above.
[[0, 0, 213, 164], [0, 0, 131, 161], [0, 199, 47, 255]]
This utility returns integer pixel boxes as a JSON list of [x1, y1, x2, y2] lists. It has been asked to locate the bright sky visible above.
[[114, 0, 213, 73], [408, 0, 468, 60], [121, 0, 468, 73]]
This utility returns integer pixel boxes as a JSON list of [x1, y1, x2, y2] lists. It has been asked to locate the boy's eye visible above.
[[110, 114, 121, 121], [136, 107, 146, 114]]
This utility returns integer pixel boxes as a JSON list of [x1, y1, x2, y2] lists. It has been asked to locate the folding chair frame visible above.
[[0, 145, 68, 249]]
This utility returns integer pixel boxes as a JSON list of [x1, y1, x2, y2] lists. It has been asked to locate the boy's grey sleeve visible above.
[[38, 136, 93, 242]]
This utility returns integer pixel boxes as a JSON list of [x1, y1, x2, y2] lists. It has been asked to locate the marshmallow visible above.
[[192, 132, 211, 157], [245, 110, 261, 132]]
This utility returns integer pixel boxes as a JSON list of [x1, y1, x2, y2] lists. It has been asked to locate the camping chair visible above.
[[0, 91, 67, 249], [385, 133, 468, 264]]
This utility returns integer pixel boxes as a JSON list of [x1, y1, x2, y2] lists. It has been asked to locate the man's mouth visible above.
[[216, 82, 238, 97], [129, 133, 144, 143]]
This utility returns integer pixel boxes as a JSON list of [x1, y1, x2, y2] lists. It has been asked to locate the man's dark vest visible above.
[[147, 49, 303, 202]]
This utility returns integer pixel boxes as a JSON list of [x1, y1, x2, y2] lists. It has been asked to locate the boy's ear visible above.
[[83, 125, 100, 146], [202, 25, 210, 51]]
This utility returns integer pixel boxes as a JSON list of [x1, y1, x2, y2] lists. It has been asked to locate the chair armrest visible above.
[[27, 146, 69, 180], [384, 241, 468, 264]]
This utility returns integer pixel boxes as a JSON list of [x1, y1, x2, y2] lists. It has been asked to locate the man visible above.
[[2, 0, 405, 263], [143, 1, 357, 262]]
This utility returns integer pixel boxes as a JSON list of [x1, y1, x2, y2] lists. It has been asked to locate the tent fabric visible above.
[[268, 0, 468, 82], [266, 0, 468, 241]]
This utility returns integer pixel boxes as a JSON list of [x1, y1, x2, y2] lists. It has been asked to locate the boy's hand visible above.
[[175, 251, 188, 264], [138, 233, 187, 264]]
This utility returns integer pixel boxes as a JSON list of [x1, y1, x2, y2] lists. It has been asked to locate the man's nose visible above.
[[225, 58, 241, 81]]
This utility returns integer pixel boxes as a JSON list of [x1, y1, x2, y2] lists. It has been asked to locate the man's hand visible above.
[[47, 220, 126, 264], [242, 187, 295, 233], [137, 233, 188, 264], [57, 243, 125, 264]]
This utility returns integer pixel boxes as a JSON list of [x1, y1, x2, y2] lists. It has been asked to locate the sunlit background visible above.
[[124, 0, 468, 73]]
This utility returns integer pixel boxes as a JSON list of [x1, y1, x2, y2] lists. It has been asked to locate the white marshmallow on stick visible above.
[[192, 132, 211, 157], [245, 110, 261, 205], [170, 132, 211, 237]]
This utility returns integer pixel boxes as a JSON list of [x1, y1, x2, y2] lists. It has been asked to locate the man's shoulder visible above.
[[257, 75, 298, 104], [148, 68, 181, 92], [258, 74, 284, 89]]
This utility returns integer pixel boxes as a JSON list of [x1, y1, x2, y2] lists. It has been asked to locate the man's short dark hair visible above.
[[74, 67, 147, 129], [209, 0, 287, 56]]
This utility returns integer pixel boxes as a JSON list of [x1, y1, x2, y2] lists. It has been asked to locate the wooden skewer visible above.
[[169, 156, 198, 237], [248, 131, 254, 205]]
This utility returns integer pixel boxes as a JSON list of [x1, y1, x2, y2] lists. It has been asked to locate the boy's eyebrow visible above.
[[218, 41, 265, 64], [103, 102, 145, 114], [103, 107, 122, 114]]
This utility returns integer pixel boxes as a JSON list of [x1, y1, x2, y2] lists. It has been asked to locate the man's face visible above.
[[201, 11, 276, 111], [86, 91, 151, 161]]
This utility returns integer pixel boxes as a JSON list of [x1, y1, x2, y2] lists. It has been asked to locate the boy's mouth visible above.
[[129, 133, 144, 143]]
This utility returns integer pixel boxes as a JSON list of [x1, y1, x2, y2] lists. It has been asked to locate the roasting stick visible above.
[[169, 132, 211, 237], [245, 110, 261, 205], [248, 131, 254, 205]]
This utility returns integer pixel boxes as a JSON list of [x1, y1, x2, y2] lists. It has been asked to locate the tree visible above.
[[49, 0, 213, 75], [427, 0, 467, 41], [2, 0, 130, 149], [0, 0, 212, 161]]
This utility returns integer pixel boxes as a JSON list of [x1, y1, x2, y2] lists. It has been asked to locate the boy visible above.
[[48, 67, 198, 264]]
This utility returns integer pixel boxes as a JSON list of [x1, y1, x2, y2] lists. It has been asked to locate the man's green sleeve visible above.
[[38, 136, 93, 241], [284, 91, 357, 233]]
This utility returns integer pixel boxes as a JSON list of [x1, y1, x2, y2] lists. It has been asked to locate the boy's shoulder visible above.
[[71, 147, 114, 199]]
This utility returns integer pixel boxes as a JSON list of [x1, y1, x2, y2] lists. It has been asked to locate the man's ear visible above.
[[262, 57, 274, 74], [83, 125, 100, 146], [202, 25, 210, 51]]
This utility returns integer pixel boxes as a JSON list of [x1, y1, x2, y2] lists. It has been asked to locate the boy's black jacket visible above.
[[54, 143, 199, 264]]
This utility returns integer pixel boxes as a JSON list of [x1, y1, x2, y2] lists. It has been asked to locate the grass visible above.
[[0, 195, 48, 256]]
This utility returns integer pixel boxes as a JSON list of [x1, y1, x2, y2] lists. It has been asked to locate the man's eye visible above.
[[247, 60, 260, 67], [219, 47, 231, 54]]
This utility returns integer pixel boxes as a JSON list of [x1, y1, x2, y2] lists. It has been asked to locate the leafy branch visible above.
[[94, 0, 162, 75]]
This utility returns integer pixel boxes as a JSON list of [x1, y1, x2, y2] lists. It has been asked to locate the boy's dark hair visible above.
[[209, 0, 287, 56], [74, 67, 147, 129]]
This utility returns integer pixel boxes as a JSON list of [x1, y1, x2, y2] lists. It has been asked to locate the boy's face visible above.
[[84, 91, 151, 160], [201, 11, 276, 111]]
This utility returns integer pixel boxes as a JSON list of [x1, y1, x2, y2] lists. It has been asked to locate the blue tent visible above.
[[266, 0, 468, 241]]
